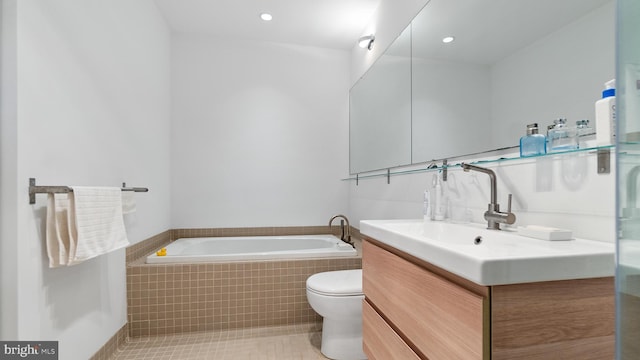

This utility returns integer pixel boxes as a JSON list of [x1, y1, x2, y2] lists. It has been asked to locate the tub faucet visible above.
[[329, 214, 354, 247], [461, 163, 516, 230]]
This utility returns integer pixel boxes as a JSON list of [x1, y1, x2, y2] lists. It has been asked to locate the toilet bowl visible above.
[[306, 269, 367, 360]]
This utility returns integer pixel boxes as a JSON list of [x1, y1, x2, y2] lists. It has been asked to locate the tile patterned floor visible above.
[[110, 323, 328, 360]]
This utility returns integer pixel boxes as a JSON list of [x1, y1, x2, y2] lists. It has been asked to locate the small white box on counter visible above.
[[517, 225, 573, 241]]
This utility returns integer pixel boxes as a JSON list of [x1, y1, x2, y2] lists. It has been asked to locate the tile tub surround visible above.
[[126, 231, 172, 264], [126, 226, 362, 338], [127, 257, 362, 337]]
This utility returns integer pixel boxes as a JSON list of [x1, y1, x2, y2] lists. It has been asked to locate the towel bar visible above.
[[28, 178, 148, 204]]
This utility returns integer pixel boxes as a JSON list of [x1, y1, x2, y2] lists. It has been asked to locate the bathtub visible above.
[[146, 234, 357, 264]]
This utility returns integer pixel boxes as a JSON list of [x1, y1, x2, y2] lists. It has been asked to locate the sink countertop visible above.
[[360, 219, 615, 286]]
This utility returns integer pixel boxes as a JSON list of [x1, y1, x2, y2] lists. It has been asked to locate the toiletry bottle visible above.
[[596, 79, 616, 145], [430, 174, 439, 221], [519, 123, 546, 157], [423, 189, 431, 222], [434, 175, 445, 221], [546, 123, 555, 150], [548, 118, 578, 152], [576, 119, 591, 148]]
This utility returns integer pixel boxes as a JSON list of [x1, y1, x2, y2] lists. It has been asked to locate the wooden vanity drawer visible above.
[[363, 240, 487, 360], [363, 300, 421, 360]]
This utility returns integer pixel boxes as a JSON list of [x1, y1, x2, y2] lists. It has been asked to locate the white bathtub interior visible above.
[[146, 235, 358, 263]]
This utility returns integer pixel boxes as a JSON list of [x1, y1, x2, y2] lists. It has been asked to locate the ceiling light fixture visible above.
[[442, 36, 455, 44], [358, 35, 375, 50], [260, 13, 273, 21]]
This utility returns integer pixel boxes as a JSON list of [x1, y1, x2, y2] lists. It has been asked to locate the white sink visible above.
[[360, 219, 614, 286]]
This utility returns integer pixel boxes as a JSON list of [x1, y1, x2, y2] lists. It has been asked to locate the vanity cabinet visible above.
[[362, 301, 422, 360], [362, 238, 615, 360]]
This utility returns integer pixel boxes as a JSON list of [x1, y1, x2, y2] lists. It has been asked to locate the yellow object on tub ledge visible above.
[[156, 248, 167, 256]]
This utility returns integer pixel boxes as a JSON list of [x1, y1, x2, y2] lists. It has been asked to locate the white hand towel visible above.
[[121, 191, 137, 214], [68, 186, 129, 265], [46, 193, 74, 268]]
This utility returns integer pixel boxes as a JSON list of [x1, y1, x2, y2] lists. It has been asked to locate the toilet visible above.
[[306, 269, 367, 360]]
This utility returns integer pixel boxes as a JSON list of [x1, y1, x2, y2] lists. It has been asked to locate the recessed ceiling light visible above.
[[442, 36, 455, 44], [260, 13, 273, 21]]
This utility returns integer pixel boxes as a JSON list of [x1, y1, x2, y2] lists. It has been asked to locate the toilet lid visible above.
[[306, 269, 363, 296]]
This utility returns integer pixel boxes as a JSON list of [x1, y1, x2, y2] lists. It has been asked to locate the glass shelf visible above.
[[617, 141, 640, 154], [342, 144, 615, 182]]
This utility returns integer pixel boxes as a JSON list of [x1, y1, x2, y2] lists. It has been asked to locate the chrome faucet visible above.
[[461, 163, 516, 230], [329, 214, 354, 247]]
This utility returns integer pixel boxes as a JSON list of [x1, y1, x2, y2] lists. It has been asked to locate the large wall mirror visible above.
[[350, 0, 615, 173], [350, 26, 411, 174]]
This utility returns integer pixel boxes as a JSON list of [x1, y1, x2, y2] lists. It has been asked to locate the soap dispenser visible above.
[[520, 123, 546, 157]]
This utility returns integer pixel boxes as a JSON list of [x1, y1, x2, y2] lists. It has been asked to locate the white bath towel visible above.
[[121, 191, 137, 215], [67, 186, 129, 265], [46, 193, 74, 268]]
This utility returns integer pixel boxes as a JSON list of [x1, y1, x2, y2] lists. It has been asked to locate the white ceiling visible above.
[[411, 0, 612, 65], [153, 0, 382, 50], [153, 0, 612, 57]]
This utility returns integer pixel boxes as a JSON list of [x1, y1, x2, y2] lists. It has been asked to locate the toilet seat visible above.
[[306, 269, 363, 297]]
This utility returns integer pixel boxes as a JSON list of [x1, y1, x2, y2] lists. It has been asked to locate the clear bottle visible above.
[[433, 175, 445, 221], [520, 123, 547, 157], [548, 118, 578, 152], [423, 189, 431, 222], [576, 119, 591, 148]]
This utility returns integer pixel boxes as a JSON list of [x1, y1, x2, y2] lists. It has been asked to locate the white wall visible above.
[[1, 0, 19, 340], [348, 1, 616, 243], [491, 1, 615, 148], [170, 35, 351, 228], [0, 1, 171, 358]]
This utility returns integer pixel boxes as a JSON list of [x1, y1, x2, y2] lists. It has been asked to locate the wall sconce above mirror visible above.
[[358, 35, 375, 50]]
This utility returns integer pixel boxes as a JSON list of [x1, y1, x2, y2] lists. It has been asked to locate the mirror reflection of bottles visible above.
[[548, 118, 578, 152]]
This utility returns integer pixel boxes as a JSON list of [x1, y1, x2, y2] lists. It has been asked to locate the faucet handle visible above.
[[507, 194, 513, 213]]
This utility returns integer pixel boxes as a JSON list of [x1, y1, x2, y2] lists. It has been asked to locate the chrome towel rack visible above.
[[28, 177, 149, 204]]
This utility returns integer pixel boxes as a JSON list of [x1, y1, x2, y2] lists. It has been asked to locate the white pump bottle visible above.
[[596, 79, 616, 145]]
